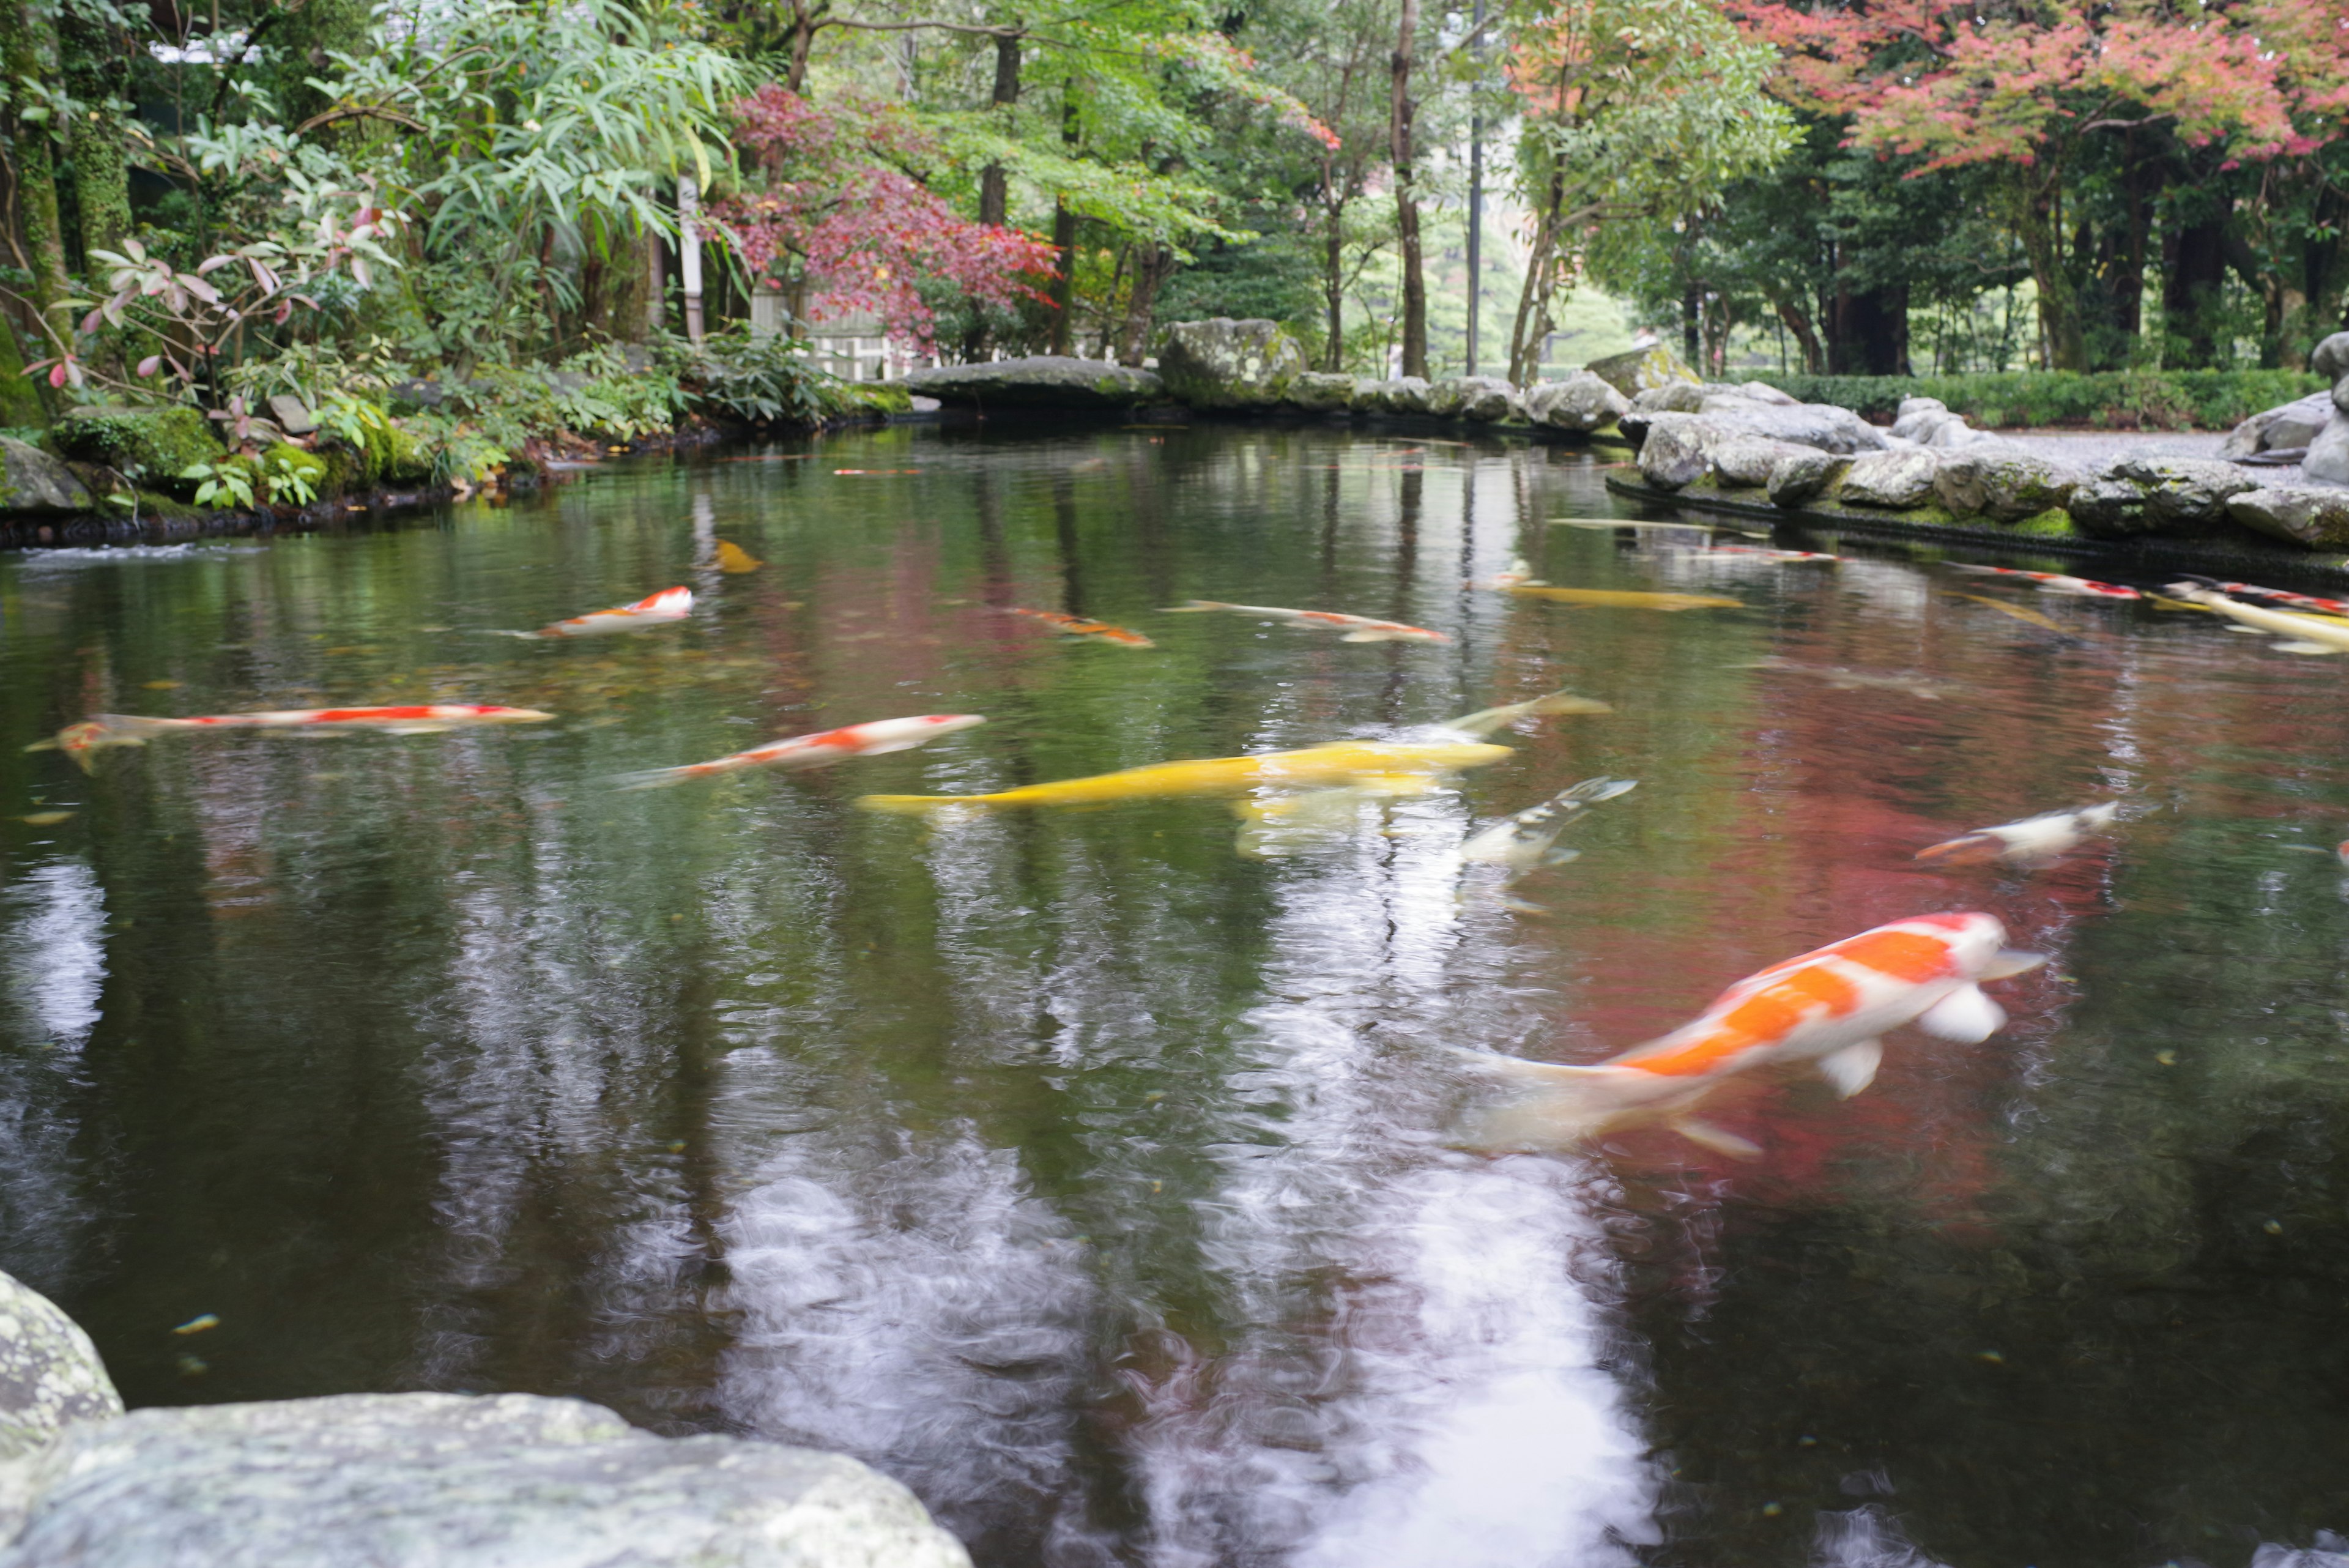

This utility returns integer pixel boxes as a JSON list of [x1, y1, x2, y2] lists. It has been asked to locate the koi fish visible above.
[[1948, 593, 2073, 634], [1432, 689, 1613, 738], [615, 713, 985, 790], [2164, 582, 2349, 655], [1948, 564, 2140, 600], [1497, 585, 1743, 611], [1916, 801, 2120, 868], [1742, 657, 1952, 701], [1461, 776, 1636, 872], [714, 540, 763, 574], [1709, 545, 1843, 563], [1160, 601, 1449, 644], [41, 704, 554, 770], [1008, 608, 1156, 648], [859, 739, 1510, 815], [1458, 912, 2044, 1156], [491, 586, 693, 639], [2181, 577, 2349, 620]]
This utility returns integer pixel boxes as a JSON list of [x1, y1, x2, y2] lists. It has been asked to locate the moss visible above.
[[51, 406, 219, 487], [2005, 508, 2078, 537], [130, 489, 200, 524], [380, 423, 433, 483], [841, 382, 912, 417]]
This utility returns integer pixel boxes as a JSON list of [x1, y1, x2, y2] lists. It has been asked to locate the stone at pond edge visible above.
[[1709, 436, 1814, 489], [0, 439, 93, 515], [899, 357, 1164, 409], [1284, 371, 1354, 412], [2066, 456, 2260, 539], [2222, 393, 2333, 460], [1359, 377, 1433, 415], [1583, 345, 1700, 398], [0, 1391, 972, 1568], [1428, 375, 1518, 422], [1153, 319, 1303, 408], [0, 1270, 121, 1465], [1839, 449, 1942, 509], [50, 407, 219, 489], [2304, 412, 2349, 487], [1636, 415, 1714, 489], [2227, 486, 2349, 548], [1524, 372, 1629, 431], [1767, 451, 1850, 507], [1932, 451, 2083, 523], [2310, 332, 2349, 381]]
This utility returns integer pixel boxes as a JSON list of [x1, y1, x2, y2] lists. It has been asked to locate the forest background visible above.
[[4, 0, 2348, 494]]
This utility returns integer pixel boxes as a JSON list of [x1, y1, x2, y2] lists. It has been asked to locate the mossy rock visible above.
[[380, 423, 432, 483], [261, 443, 336, 503], [51, 406, 218, 488], [2005, 508, 2077, 537], [841, 383, 912, 417]]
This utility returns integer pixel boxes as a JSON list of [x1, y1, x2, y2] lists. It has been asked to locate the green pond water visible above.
[[2, 423, 2347, 1568]]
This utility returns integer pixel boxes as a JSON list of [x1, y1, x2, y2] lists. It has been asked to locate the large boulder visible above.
[[0, 1392, 973, 1568], [2222, 392, 2334, 459], [2305, 412, 2349, 486], [2310, 332, 2349, 381], [1933, 450, 2084, 522], [2227, 486, 2349, 548], [1360, 377, 1432, 415], [1692, 398, 1889, 454], [50, 406, 219, 489], [1428, 375, 1519, 422], [1629, 382, 1710, 414], [1709, 436, 1815, 489], [1523, 372, 1628, 431], [2066, 456, 2261, 538], [0, 1270, 119, 1464], [1635, 415, 1715, 489], [900, 356, 1163, 409], [1839, 448, 1942, 508], [1153, 318, 1304, 408], [1583, 345, 1699, 398], [1767, 451, 1850, 507], [1284, 371, 1356, 412], [0, 439, 92, 515]]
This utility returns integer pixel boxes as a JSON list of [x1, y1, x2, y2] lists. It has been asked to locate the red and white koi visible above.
[[1460, 912, 2043, 1156], [1161, 600, 1449, 644], [1915, 801, 2120, 868], [42, 704, 555, 770], [1007, 608, 1156, 648], [1709, 544, 1844, 563], [2203, 580, 2349, 619], [615, 713, 985, 790], [2164, 582, 2349, 655], [493, 586, 694, 639], [1948, 564, 2140, 600]]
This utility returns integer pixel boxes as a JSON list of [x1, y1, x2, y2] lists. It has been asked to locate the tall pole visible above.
[[678, 175, 706, 344], [1464, 0, 1484, 377]]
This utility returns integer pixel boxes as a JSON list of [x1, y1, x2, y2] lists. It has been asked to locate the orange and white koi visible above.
[[494, 586, 694, 639], [41, 704, 554, 770], [2196, 579, 2349, 619], [1161, 600, 1449, 644], [615, 713, 985, 790], [2164, 582, 2349, 655], [1709, 544, 1844, 563], [1008, 608, 1156, 648], [1460, 912, 2043, 1156], [1948, 564, 2140, 600], [1916, 801, 2120, 868]]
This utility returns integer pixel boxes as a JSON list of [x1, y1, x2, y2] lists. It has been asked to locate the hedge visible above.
[[1727, 370, 2322, 431]]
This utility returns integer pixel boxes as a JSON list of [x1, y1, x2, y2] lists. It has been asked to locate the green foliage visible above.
[[664, 326, 850, 427], [1156, 230, 1324, 335], [1739, 370, 2324, 430], [180, 458, 258, 510], [261, 445, 326, 506], [51, 406, 218, 483]]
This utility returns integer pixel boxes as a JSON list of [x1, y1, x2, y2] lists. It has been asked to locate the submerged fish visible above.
[[1949, 564, 2140, 600], [617, 713, 985, 790], [1461, 776, 1636, 874], [1742, 656, 1951, 701], [42, 704, 554, 770], [1707, 545, 1843, 564], [1948, 592, 2073, 634], [1916, 801, 2120, 868], [1497, 585, 1743, 611], [1008, 608, 1156, 648], [1161, 600, 1449, 644], [714, 540, 763, 574], [492, 586, 693, 639], [2164, 582, 2349, 655], [1459, 912, 2043, 1156], [859, 740, 1508, 815], [1434, 689, 1614, 738], [2179, 577, 2349, 619]]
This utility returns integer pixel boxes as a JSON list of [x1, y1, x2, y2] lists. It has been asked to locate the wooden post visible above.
[[678, 176, 706, 344]]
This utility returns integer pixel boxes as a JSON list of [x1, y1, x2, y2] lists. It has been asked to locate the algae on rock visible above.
[[50, 407, 220, 489]]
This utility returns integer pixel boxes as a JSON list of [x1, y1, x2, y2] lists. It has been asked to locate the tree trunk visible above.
[[1681, 279, 1701, 365], [58, 1, 130, 265], [1772, 299, 1825, 374], [1389, 0, 1425, 379], [1045, 86, 1078, 355], [784, 0, 826, 93], [2013, 172, 2085, 371], [1117, 243, 1167, 364], [1827, 283, 1906, 375], [977, 32, 1020, 228], [0, 0, 69, 339], [2162, 219, 2227, 368], [1323, 208, 1347, 371]]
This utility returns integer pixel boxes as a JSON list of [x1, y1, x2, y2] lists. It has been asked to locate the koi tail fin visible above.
[[1441, 689, 1613, 737], [39, 715, 187, 771], [1158, 601, 1229, 613], [611, 764, 715, 792], [856, 793, 981, 815], [1556, 775, 1638, 806], [1449, 1055, 1673, 1153]]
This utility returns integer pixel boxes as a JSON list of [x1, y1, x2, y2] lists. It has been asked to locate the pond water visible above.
[[2, 423, 2346, 1568]]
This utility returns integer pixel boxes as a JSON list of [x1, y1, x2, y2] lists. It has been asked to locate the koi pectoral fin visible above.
[[1817, 1038, 1883, 1098], [1978, 949, 2047, 981], [2273, 641, 2345, 656], [1915, 984, 2006, 1042], [1668, 1117, 1763, 1160]]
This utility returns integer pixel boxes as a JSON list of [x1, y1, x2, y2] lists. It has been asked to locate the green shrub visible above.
[[1731, 370, 2322, 430], [51, 406, 219, 486]]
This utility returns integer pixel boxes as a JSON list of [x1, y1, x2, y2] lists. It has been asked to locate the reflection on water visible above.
[[2, 425, 2348, 1566]]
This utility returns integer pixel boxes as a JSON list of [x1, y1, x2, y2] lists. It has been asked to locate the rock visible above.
[[1896, 396, 1948, 420], [2227, 486, 2349, 548], [1285, 371, 1356, 412], [1583, 345, 1700, 398], [2311, 332, 2349, 381], [1933, 451, 2084, 522], [2066, 456, 2261, 538], [1630, 382, 1710, 414], [2226, 393, 2334, 459], [49, 406, 219, 488], [900, 356, 1163, 409], [1152, 318, 1304, 408], [1636, 414, 1715, 489], [0, 439, 92, 515], [1839, 448, 1942, 508], [2306, 413, 2349, 486], [1729, 379, 1799, 406], [264, 395, 317, 437], [0, 1391, 971, 1568], [1691, 399, 1888, 454], [0, 1270, 119, 1465], [1709, 436, 1814, 489], [1767, 450, 1850, 507], [1430, 375, 1518, 422], [1362, 377, 1432, 415], [1523, 372, 1629, 431]]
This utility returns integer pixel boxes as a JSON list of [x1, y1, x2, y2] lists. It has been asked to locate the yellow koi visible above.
[[858, 740, 1510, 815], [714, 540, 763, 574], [1948, 593, 2069, 633]]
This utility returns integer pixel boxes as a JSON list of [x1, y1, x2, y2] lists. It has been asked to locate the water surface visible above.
[[2, 424, 2345, 1567]]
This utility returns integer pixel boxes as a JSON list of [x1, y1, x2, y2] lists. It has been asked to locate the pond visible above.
[[2, 422, 2345, 1568]]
